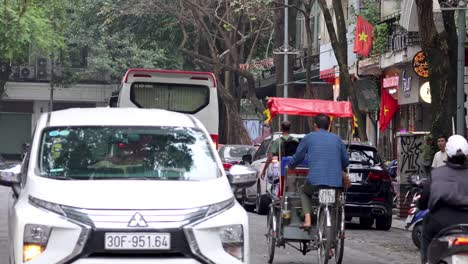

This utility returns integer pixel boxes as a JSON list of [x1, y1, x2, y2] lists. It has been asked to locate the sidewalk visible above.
[[393, 215, 410, 231]]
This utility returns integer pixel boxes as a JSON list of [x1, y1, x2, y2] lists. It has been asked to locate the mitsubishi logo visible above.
[[128, 212, 148, 227]]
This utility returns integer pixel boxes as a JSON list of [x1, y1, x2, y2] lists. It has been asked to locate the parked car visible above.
[[345, 142, 394, 230], [218, 145, 257, 165], [218, 145, 258, 207], [0, 108, 250, 264], [242, 132, 305, 214], [244, 135, 394, 230]]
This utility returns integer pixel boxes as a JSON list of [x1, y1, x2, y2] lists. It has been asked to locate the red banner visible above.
[[266, 97, 353, 120], [379, 88, 399, 131], [353, 16, 374, 57]]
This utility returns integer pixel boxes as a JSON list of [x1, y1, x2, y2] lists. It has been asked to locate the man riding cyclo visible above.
[[288, 114, 351, 230]]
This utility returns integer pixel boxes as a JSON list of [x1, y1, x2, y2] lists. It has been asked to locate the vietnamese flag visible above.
[[353, 16, 374, 57], [379, 88, 399, 131]]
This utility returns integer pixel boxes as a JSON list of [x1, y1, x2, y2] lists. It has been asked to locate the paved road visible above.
[[248, 212, 420, 264], [0, 186, 419, 264]]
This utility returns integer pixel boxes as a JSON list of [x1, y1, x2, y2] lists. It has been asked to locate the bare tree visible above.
[[123, 0, 274, 144]]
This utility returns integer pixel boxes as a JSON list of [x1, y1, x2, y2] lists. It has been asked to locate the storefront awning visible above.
[[320, 67, 336, 84]]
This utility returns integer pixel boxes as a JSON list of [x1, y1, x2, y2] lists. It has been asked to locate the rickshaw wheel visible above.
[[317, 209, 332, 264], [333, 207, 345, 264], [266, 207, 276, 263]]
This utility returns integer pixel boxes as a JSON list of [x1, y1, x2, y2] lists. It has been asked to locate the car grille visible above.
[[60, 207, 210, 261]]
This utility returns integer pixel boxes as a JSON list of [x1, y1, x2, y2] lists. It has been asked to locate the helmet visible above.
[[445, 135, 468, 158]]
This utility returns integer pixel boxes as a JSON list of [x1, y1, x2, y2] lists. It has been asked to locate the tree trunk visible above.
[[217, 80, 252, 144], [415, 0, 457, 138], [318, 0, 368, 140], [0, 62, 11, 100]]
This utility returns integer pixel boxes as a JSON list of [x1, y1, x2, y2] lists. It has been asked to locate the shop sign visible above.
[[401, 70, 412, 98], [383, 76, 399, 88], [391, 32, 408, 52], [413, 51, 429, 78], [419, 82, 431, 103]]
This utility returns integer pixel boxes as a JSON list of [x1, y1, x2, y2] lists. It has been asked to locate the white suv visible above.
[[0, 108, 249, 264]]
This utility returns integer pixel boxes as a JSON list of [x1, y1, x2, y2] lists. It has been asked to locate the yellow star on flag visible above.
[[358, 32, 368, 42], [384, 106, 389, 115]]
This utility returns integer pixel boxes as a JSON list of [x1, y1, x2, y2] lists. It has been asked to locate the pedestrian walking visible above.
[[432, 135, 448, 168]]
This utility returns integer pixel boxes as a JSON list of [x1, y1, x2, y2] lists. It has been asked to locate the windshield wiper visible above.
[[89, 176, 152, 180]]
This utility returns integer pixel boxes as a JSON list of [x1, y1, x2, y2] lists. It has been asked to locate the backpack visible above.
[[280, 137, 299, 157]]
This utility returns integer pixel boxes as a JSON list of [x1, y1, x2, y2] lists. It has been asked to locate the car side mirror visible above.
[[241, 154, 253, 165], [227, 165, 257, 188], [0, 164, 21, 187]]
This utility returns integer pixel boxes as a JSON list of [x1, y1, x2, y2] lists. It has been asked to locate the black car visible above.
[[345, 142, 394, 230]]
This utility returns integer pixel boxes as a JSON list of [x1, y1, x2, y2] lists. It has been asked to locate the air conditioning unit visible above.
[[9, 66, 20, 81], [19, 66, 35, 80], [36, 57, 48, 80]]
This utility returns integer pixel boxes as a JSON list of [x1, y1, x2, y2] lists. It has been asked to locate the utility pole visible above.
[[457, 4, 466, 135], [273, 0, 299, 122], [283, 0, 289, 122], [441, 0, 467, 136]]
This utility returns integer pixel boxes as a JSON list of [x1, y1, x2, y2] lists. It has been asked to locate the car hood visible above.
[[26, 176, 233, 210]]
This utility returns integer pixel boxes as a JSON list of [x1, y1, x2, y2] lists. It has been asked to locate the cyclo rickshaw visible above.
[[263, 97, 353, 264]]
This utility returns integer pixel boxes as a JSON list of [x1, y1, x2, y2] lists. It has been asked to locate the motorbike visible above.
[[385, 159, 398, 208], [404, 175, 429, 249], [427, 224, 468, 264]]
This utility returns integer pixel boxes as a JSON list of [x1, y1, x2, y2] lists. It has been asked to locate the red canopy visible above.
[[266, 97, 353, 119]]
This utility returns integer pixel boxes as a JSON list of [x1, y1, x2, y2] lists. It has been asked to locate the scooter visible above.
[[427, 224, 468, 264], [405, 175, 429, 249], [405, 192, 429, 249]]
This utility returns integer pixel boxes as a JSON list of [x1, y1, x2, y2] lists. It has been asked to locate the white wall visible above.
[[4, 82, 114, 102]]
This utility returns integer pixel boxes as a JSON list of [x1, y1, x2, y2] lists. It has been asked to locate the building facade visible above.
[[0, 57, 115, 159]]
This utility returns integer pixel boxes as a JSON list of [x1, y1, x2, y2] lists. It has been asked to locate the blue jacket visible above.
[[288, 129, 349, 187]]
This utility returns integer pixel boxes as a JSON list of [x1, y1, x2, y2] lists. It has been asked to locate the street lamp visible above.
[[273, 0, 300, 122], [440, 0, 468, 136]]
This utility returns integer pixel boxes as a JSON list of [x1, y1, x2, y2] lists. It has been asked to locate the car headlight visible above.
[[205, 197, 235, 217], [219, 224, 244, 261], [23, 224, 52, 262]]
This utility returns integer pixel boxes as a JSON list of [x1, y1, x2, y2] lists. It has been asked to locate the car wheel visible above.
[[375, 215, 392, 231], [256, 183, 270, 215], [241, 188, 255, 212], [359, 217, 374, 229], [411, 223, 423, 249]]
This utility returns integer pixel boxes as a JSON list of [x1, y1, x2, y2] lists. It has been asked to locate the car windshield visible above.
[[39, 126, 219, 181], [349, 147, 380, 166], [221, 146, 255, 160]]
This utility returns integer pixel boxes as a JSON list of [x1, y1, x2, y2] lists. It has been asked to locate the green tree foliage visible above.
[[0, 0, 64, 62], [63, 0, 182, 82], [0, 0, 66, 97]]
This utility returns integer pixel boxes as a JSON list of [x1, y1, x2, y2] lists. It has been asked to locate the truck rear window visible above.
[[130, 82, 210, 114]]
